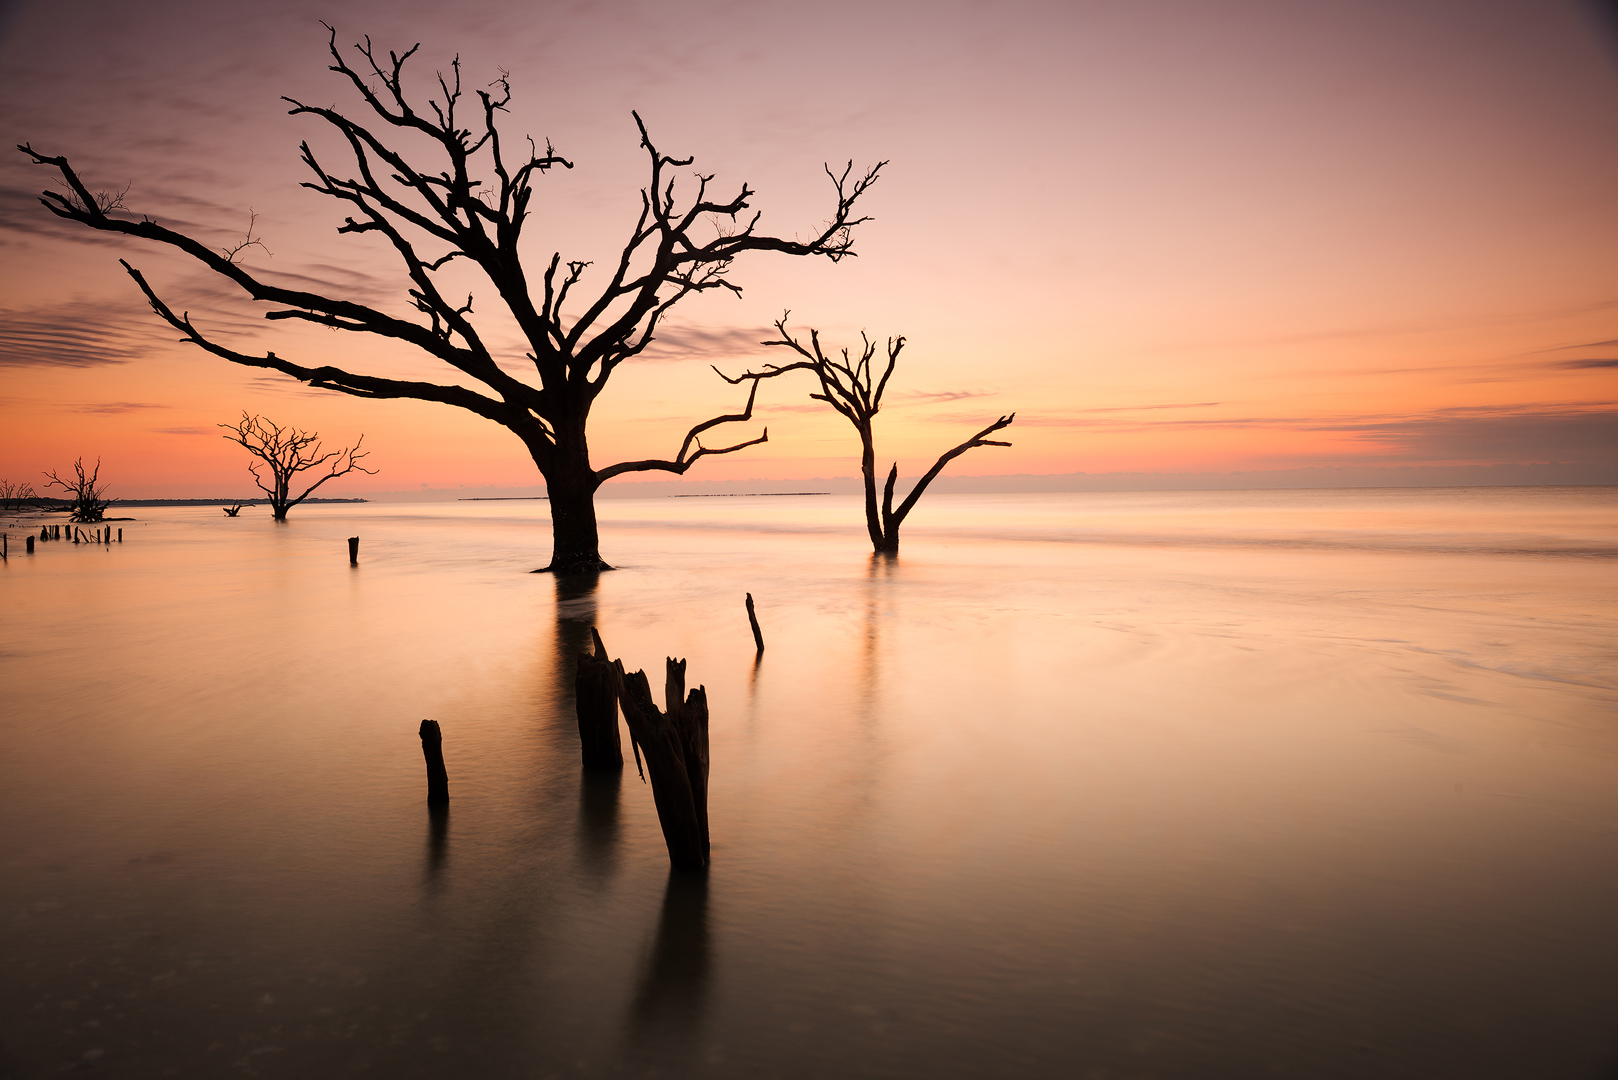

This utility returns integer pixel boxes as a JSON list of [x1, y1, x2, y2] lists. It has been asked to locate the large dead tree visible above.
[[19, 26, 883, 573], [729, 316, 1013, 554], [221, 412, 377, 521]]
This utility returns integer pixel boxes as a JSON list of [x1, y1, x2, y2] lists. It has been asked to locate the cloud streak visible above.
[[0, 301, 163, 367], [71, 401, 169, 414]]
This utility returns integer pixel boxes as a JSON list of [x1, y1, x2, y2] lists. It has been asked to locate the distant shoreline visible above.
[[110, 498, 368, 507]]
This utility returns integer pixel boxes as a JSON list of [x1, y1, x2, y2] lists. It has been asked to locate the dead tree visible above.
[[615, 656, 710, 871], [727, 315, 1013, 554], [41, 458, 111, 523], [220, 412, 376, 521], [0, 479, 37, 513], [19, 27, 883, 574]]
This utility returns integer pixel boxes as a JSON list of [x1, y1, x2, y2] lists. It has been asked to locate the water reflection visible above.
[[629, 869, 711, 1051], [576, 771, 621, 881], [553, 572, 601, 671], [422, 805, 450, 887]]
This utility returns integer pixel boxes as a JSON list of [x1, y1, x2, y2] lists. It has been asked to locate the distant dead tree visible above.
[[728, 315, 1013, 554], [220, 412, 376, 521], [19, 26, 883, 574], [42, 458, 111, 522], [0, 478, 37, 513]]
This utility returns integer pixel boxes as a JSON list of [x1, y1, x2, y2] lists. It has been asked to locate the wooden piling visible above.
[[616, 656, 710, 870], [117, 528, 122, 543], [745, 593, 765, 654], [348, 536, 359, 565], [576, 628, 624, 771], [25, 535, 34, 554], [418, 719, 449, 806]]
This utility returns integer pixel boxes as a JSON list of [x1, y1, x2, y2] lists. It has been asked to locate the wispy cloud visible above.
[[71, 401, 169, 414], [999, 402, 1617, 464], [1551, 358, 1618, 370], [891, 388, 997, 404], [0, 301, 164, 367], [636, 324, 774, 363], [1307, 404, 1618, 462], [154, 426, 213, 436]]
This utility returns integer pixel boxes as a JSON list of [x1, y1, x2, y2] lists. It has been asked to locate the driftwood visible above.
[[418, 719, 449, 807], [615, 656, 710, 871], [575, 628, 624, 771]]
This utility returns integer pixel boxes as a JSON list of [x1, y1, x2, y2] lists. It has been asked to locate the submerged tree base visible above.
[[533, 558, 616, 575]]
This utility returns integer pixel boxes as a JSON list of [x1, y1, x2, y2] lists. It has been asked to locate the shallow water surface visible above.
[[2, 489, 1616, 1078]]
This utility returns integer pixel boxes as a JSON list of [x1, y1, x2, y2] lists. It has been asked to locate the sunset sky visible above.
[[2, 0, 1615, 498]]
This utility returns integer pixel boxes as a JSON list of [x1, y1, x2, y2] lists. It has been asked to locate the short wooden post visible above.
[[419, 719, 449, 806], [576, 628, 624, 771], [2, 533, 7, 560], [25, 535, 35, 554], [348, 536, 359, 565], [616, 656, 711, 870], [745, 593, 764, 654], [39, 527, 48, 542], [117, 528, 122, 543]]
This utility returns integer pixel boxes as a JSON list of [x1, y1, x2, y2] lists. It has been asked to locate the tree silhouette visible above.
[[220, 412, 376, 521], [728, 315, 1013, 554], [42, 458, 111, 523], [19, 26, 883, 573], [0, 479, 37, 514]]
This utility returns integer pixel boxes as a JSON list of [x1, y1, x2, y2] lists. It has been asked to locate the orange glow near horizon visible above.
[[2, 0, 1615, 498]]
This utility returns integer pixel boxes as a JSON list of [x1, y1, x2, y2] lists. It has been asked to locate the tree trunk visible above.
[[536, 428, 612, 574], [545, 478, 610, 573], [858, 423, 886, 552]]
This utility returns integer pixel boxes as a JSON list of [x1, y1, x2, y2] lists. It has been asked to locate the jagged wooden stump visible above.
[[616, 656, 710, 870]]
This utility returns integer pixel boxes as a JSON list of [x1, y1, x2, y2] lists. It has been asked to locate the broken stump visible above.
[[576, 628, 624, 771], [616, 656, 710, 870], [418, 719, 449, 807]]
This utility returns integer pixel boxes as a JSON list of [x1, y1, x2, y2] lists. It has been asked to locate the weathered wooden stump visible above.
[[745, 593, 764, 654], [418, 719, 449, 807], [26, 535, 35, 554], [615, 656, 710, 870], [348, 536, 360, 565], [576, 628, 624, 771]]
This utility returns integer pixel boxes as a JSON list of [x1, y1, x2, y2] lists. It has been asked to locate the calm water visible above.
[[2, 488, 1616, 1079]]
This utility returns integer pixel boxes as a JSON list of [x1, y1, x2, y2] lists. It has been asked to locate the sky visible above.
[[1, 0, 1615, 498]]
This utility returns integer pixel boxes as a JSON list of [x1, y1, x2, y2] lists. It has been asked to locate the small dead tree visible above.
[[220, 412, 376, 521], [42, 458, 112, 522], [729, 315, 1013, 554], [0, 479, 38, 513]]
